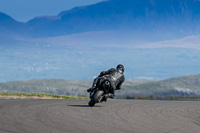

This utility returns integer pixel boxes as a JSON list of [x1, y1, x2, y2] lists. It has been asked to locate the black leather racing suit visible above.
[[92, 68, 125, 95]]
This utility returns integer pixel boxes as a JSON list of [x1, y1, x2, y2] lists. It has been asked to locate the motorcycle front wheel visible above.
[[88, 90, 104, 107]]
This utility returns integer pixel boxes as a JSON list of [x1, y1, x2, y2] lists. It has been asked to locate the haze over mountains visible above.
[[1, 0, 200, 39], [1, 0, 200, 81]]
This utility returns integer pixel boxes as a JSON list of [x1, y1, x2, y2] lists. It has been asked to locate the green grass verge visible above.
[[0, 92, 89, 99]]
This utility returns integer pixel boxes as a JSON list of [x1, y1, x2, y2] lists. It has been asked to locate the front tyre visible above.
[[88, 99, 95, 106], [88, 90, 104, 107]]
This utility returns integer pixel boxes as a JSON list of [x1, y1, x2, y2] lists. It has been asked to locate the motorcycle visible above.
[[88, 77, 112, 106]]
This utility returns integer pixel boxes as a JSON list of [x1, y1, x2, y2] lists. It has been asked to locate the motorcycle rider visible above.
[[87, 64, 125, 98]]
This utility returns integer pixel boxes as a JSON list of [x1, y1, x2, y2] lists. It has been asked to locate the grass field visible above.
[[0, 92, 89, 99]]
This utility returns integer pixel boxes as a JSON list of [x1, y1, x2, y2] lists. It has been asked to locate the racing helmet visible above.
[[116, 64, 125, 72]]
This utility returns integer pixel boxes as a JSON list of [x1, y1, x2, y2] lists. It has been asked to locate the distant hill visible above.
[[0, 74, 200, 97], [121, 74, 200, 97], [0, 79, 147, 96], [0, 79, 91, 96]]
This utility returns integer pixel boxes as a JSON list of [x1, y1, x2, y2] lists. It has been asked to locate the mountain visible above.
[[26, 0, 200, 38], [0, 12, 27, 39], [1, 0, 200, 39]]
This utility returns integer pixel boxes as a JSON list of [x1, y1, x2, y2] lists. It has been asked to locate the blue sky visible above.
[[0, 0, 104, 22]]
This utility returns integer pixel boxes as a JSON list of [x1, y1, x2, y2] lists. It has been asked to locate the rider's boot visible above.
[[109, 93, 115, 99], [105, 93, 115, 99]]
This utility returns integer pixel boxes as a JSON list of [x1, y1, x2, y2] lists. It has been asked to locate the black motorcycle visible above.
[[88, 78, 112, 106]]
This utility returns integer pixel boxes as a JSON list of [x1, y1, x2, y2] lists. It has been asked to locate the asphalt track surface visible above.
[[0, 99, 200, 133]]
